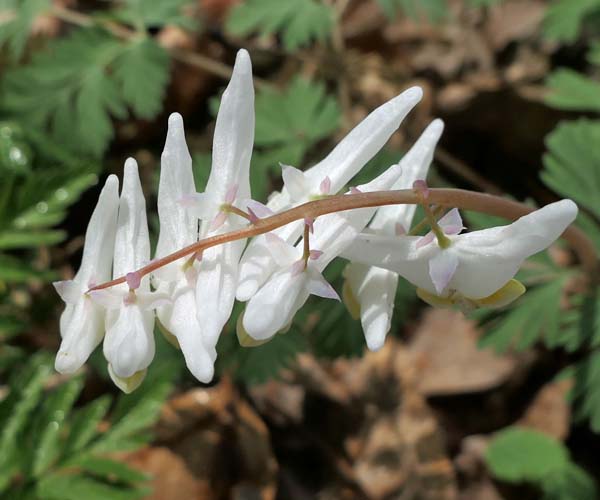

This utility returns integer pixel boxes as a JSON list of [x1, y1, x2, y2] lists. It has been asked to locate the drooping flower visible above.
[[153, 113, 217, 383], [188, 49, 256, 351], [95, 159, 158, 393], [53, 175, 119, 374], [241, 120, 444, 342], [343, 119, 444, 350], [236, 86, 424, 302], [342, 199, 578, 309]]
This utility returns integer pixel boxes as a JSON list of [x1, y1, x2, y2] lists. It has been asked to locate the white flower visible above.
[[189, 49, 255, 351], [342, 199, 578, 308], [236, 86, 424, 302], [153, 113, 217, 384], [53, 175, 119, 374], [343, 119, 444, 351], [241, 142, 426, 341], [92, 159, 158, 393]]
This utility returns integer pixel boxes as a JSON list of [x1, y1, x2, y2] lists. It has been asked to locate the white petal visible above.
[[306, 268, 340, 300], [345, 263, 398, 351], [243, 270, 307, 341], [304, 86, 423, 193], [137, 291, 172, 310], [53, 280, 83, 304], [281, 164, 308, 201], [88, 289, 124, 309], [76, 175, 119, 286], [55, 298, 104, 373], [157, 286, 216, 383], [439, 208, 464, 235], [155, 112, 198, 282], [195, 240, 244, 348], [113, 158, 150, 289], [369, 119, 444, 234], [265, 232, 299, 267], [447, 199, 578, 298], [428, 251, 459, 295], [179, 192, 214, 220], [203, 49, 254, 216], [104, 304, 155, 378]]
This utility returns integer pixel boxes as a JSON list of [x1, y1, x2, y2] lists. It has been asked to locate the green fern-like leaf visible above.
[[226, 0, 334, 51], [113, 0, 199, 31], [1, 28, 171, 156], [486, 427, 569, 483], [545, 69, 600, 112], [254, 76, 340, 168], [0, 0, 51, 60], [542, 0, 600, 43], [542, 119, 600, 219]]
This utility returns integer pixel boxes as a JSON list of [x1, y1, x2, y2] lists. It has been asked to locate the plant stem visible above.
[[89, 188, 598, 292]]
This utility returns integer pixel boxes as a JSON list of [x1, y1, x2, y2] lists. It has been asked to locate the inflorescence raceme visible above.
[[54, 49, 585, 393]]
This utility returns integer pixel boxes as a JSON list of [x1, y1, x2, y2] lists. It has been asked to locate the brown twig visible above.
[[89, 189, 597, 292]]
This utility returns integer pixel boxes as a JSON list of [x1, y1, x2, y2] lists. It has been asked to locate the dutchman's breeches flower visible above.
[[236, 85, 424, 302], [242, 118, 445, 342], [342, 199, 578, 310], [154, 113, 216, 384], [54, 175, 119, 374], [343, 119, 444, 351], [52, 47, 585, 392]]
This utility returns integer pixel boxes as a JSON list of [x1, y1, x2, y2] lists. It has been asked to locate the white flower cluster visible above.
[[54, 50, 578, 391]]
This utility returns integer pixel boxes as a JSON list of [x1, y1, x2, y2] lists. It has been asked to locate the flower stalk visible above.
[[89, 188, 597, 294]]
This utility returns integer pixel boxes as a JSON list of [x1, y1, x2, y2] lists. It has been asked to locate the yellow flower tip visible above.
[[342, 279, 361, 320], [236, 311, 271, 347], [108, 365, 147, 394], [475, 279, 526, 309], [416, 287, 455, 308], [416, 279, 526, 311], [156, 318, 181, 350]]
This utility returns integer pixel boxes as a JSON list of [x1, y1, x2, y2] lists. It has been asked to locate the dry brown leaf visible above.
[[408, 309, 517, 396]]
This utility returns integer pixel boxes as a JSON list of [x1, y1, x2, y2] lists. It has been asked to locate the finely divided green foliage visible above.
[[1, 28, 170, 156], [376, 0, 499, 21], [545, 70, 600, 113], [254, 76, 341, 169], [226, 0, 334, 51], [0, 354, 172, 499], [0, 0, 50, 60], [543, 119, 600, 218], [485, 427, 597, 499], [112, 0, 199, 31], [542, 0, 600, 43]]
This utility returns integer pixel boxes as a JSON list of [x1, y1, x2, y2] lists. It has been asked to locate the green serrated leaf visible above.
[[0, 0, 51, 59], [113, 38, 170, 119], [226, 0, 334, 50], [254, 77, 340, 167], [542, 0, 600, 43], [485, 427, 569, 483], [0, 229, 66, 249], [567, 351, 600, 431], [542, 119, 600, 218], [478, 278, 569, 353], [1, 28, 130, 156], [68, 456, 148, 484], [62, 395, 111, 457], [545, 69, 600, 112], [542, 463, 598, 500], [0, 353, 53, 491], [28, 377, 84, 477], [36, 473, 147, 500], [113, 0, 199, 31], [92, 375, 172, 453]]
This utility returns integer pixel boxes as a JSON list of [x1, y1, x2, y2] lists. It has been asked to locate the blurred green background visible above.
[[1, 0, 600, 498]]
